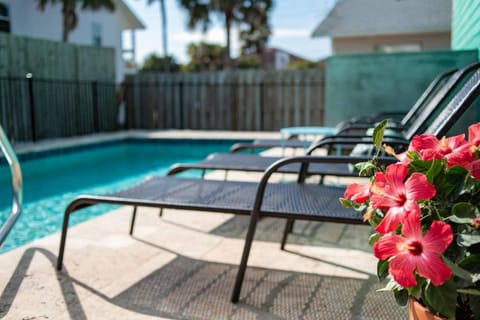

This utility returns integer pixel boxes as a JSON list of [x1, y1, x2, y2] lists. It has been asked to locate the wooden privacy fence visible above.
[[0, 76, 117, 143], [0, 69, 325, 143], [124, 69, 325, 131]]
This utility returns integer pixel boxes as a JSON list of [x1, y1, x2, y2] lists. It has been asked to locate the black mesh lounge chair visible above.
[[167, 63, 480, 179], [56, 68, 480, 304], [230, 65, 473, 153]]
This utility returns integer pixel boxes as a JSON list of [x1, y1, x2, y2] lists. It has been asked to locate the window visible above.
[[92, 22, 102, 46], [375, 43, 422, 53], [0, 2, 10, 33]]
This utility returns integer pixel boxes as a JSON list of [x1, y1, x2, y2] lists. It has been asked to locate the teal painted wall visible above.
[[452, 1, 480, 57], [325, 50, 478, 134]]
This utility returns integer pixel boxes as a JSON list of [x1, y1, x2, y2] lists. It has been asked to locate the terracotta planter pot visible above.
[[408, 298, 445, 320]]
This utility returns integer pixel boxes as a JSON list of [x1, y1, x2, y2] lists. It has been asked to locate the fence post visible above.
[[260, 80, 264, 131], [92, 81, 99, 132], [179, 80, 184, 129], [26, 73, 36, 142]]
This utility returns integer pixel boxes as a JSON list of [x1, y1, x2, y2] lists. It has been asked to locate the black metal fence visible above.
[[0, 75, 118, 143]]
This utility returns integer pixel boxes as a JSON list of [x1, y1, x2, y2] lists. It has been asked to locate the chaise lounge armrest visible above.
[[229, 133, 408, 153], [306, 136, 410, 155], [254, 155, 397, 190]]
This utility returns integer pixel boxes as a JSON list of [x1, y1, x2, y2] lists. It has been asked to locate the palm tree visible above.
[[147, 0, 169, 71], [178, 0, 273, 69], [239, 0, 272, 57], [37, 0, 115, 42]]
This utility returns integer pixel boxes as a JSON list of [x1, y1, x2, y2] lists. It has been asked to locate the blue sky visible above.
[[123, 0, 336, 65]]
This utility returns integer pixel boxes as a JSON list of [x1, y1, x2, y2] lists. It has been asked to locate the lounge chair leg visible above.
[[319, 175, 325, 185], [201, 169, 206, 179], [57, 199, 87, 271], [129, 206, 137, 235], [56, 210, 72, 271], [159, 208, 163, 217], [288, 219, 294, 233], [231, 212, 260, 303], [281, 219, 294, 250]]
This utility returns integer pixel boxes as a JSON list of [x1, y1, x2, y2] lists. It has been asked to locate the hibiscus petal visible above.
[[445, 148, 474, 168], [405, 173, 436, 200], [416, 253, 452, 286], [468, 123, 480, 146], [410, 134, 440, 151], [373, 232, 403, 260], [385, 164, 408, 192], [400, 212, 422, 240], [389, 254, 418, 287], [370, 193, 400, 210], [419, 149, 443, 162], [344, 183, 370, 203], [447, 134, 467, 149], [422, 221, 453, 254], [375, 206, 408, 234], [469, 159, 480, 180]]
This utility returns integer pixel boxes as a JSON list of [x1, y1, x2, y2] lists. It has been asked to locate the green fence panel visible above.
[[325, 50, 478, 134]]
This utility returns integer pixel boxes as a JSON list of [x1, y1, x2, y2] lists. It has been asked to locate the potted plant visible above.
[[341, 120, 480, 319]]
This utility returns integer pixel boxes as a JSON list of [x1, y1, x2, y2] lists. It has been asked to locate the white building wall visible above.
[[2, 0, 125, 82]]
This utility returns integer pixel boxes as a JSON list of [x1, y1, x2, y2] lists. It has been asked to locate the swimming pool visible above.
[[0, 138, 248, 253]]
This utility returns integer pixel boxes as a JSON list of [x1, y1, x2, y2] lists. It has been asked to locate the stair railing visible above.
[[0, 125, 23, 247]]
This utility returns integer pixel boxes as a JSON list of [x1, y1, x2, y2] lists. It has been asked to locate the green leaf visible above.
[[442, 256, 473, 281], [435, 166, 469, 201], [372, 119, 388, 148], [459, 254, 480, 274], [377, 259, 389, 281], [457, 234, 480, 247], [408, 159, 434, 175], [425, 159, 444, 184], [447, 216, 476, 224], [339, 197, 354, 209], [354, 161, 378, 177], [448, 202, 479, 223], [423, 279, 457, 319], [394, 289, 409, 307], [457, 288, 480, 296], [369, 233, 382, 246], [452, 202, 479, 218]]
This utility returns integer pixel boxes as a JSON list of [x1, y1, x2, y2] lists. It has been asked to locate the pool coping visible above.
[[12, 130, 281, 156]]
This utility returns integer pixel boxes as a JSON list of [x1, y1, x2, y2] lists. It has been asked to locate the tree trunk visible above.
[[62, 1, 77, 42], [159, 0, 169, 72], [224, 12, 232, 70]]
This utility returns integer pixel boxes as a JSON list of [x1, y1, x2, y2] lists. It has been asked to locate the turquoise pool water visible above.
[[0, 139, 245, 253]]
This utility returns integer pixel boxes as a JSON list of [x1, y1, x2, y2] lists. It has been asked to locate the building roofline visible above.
[[115, 0, 146, 30]]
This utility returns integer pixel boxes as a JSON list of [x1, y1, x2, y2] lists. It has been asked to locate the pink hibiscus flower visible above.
[[373, 214, 453, 287], [409, 134, 473, 168], [344, 183, 370, 204], [370, 164, 436, 234], [409, 134, 473, 167]]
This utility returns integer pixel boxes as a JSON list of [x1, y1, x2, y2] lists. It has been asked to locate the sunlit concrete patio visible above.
[[0, 130, 407, 319]]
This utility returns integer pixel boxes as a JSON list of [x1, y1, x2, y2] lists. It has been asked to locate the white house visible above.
[[312, 0, 451, 54], [0, 0, 144, 82]]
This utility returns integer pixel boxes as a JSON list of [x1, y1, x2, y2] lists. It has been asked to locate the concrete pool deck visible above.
[[0, 130, 407, 319]]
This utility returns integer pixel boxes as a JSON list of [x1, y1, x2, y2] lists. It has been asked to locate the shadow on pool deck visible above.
[[0, 211, 408, 320], [0, 131, 405, 319], [0, 242, 406, 320]]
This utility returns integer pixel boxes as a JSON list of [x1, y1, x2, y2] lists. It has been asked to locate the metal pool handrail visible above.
[[0, 125, 23, 247]]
